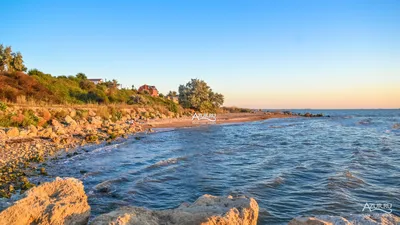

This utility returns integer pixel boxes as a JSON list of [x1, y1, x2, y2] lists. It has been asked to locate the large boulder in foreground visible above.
[[91, 194, 259, 225], [0, 177, 90, 225], [289, 214, 400, 225]]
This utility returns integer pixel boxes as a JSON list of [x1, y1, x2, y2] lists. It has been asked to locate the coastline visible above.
[[146, 112, 295, 129], [0, 110, 294, 199], [2, 110, 399, 225]]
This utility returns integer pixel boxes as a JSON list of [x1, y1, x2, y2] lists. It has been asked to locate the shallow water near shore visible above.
[[11, 110, 400, 224]]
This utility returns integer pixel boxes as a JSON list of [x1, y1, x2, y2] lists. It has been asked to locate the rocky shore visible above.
[[0, 106, 300, 198], [0, 177, 259, 225], [0, 177, 398, 225], [0, 106, 159, 198]]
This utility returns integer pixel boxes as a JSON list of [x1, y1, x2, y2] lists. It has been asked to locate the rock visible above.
[[28, 125, 38, 136], [55, 126, 66, 135], [89, 110, 96, 117], [65, 115, 78, 126], [70, 109, 76, 118], [90, 194, 258, 225], [90, 116, 103, 127], [393, 123, 400, 129], [288, 214, 400, 225], [52, 119, 63, 128], [38, 127, 53, 138], [0, 129, 5, 138], [19, 130, 29, 137], [6, 127, 19, 137], [0, 177, 90, 225]]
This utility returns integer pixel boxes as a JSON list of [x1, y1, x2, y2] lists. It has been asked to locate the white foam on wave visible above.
[[148, 157, 187, 169]]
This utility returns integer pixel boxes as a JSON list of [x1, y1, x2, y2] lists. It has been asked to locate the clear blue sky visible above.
[[2, 0, 400, 108]]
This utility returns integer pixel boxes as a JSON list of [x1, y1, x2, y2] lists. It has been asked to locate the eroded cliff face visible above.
[[90, 194, 259, 225], [0, 177, 90, 225]]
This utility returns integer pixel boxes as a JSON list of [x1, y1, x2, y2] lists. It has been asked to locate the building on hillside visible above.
[[138, 84, 159, 97], [88, 78, 103, 85]]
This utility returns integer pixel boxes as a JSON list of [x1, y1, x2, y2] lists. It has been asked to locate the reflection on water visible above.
[[23, 110, 400, 224]]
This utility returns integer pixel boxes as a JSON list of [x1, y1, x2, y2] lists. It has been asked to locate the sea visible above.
[[6, 109, 400, 224]]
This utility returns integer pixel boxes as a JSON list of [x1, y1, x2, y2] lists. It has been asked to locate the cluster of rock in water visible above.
[[0, 177, 398, 225], [281, 111, 326, 117], [0, 106, 179, 198], [0, 177, 259, 225]]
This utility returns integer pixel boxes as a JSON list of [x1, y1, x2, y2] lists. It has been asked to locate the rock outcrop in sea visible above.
[[1, 177, 400, 225], [90, 194, 259, 225], [0, 177, 259, 225], [0, 177, 90, 225]]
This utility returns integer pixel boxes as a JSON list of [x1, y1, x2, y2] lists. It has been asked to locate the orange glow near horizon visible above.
[[224, 84, 399, 109]]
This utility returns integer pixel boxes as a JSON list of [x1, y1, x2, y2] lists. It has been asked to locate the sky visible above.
[[2, 0, 399, 109]]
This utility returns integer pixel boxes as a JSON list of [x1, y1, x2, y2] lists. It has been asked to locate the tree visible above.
[[3, 46, 13, 72], [0, 44, 4, 71], [79, 79, 95, 90], [11, 52, 27, 72], [0, 45, 27, 72], [111, 79, 119, 89], [209, 91, 224, 108], [28, 68, 45, 76], [76, 72, 87, 80], [178, 79, 224, 112], [167, 91, 177, 97]]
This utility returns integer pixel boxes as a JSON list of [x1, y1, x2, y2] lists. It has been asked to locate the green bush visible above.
[[53, 110, 68, 120], [0, 113, 13, 127], [168, 102, 179, 114], [21, 110, 39, 127], [75, 109, 89, 120], [0, 102, 7, 112]]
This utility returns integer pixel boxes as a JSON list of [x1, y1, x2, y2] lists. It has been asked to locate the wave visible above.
[[357, 118, 373, 125], [268, 123, 297, 129], [327, 171, 366, 189], [148, 157, 187, 169], [92, 177, 129, 193], [263, 176, 285, 188]]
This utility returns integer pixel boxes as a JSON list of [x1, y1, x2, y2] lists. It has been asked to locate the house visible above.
[[88, 79, 103, 85], [138, 84, 159, 97]]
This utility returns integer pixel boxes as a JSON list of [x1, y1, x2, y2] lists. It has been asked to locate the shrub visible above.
[[16, 95, 27, 104], [21, 109, 39, 127], [75, 109, 89, 120], [168, 102, 179, 114], [0, 110, 39, 127], [53, 110, 68, 120], [97, 107, 110, 120], [108, 107, 122, 122], [0, 113, 13, 127], [85, 134, 98, 143], [0, 102, 7, 112]]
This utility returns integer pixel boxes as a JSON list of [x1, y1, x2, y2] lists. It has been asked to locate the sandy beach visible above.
[[146, 112, 295, 128]]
